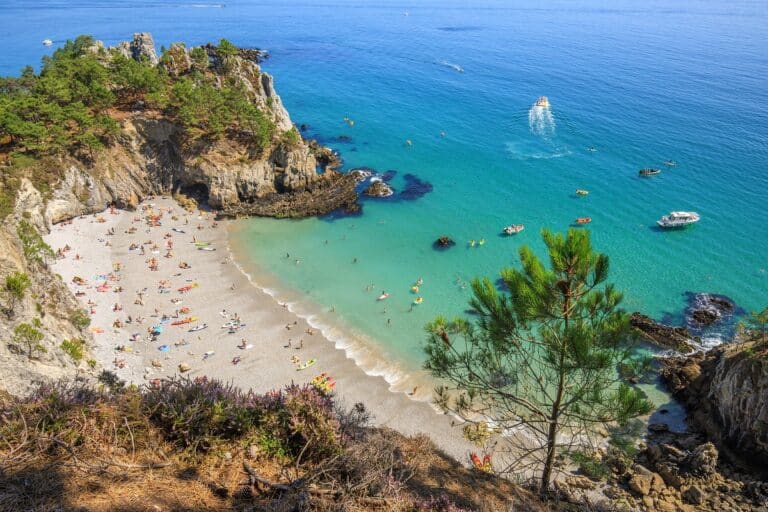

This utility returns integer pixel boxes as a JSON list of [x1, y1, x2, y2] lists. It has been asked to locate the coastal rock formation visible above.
[[661, 340, 768, 465], [630, 312, 697, 353], [686, 293, 736, 327], [0, 182, 93, 396], [36, 34, 359, 224], [363, 179, 394, 198], [114, 32, 159, 65]]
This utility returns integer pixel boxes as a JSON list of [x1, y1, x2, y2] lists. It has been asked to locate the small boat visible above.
[[297, 359, 317, 371], [377, 292, 390, 301], [657, 211, 700, 229], [587, 146, 597, 153], [575, 189, 589, 196], [639, 168, 661, 176], [42, 39, 53, 47], [664, 160, 677, 167], [575, 217, 592, 225], [535, 96, 550, 108], [503, 224, 524, 235], [413, 297, 424, 305]]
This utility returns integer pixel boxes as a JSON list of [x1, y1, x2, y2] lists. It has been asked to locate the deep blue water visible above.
[[2, 1, 767, 407]]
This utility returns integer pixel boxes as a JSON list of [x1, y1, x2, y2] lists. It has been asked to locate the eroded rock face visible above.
[[630, 312, 697, 353], [661, 342, 768, 465]]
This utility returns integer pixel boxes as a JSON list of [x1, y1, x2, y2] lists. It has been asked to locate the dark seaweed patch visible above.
[[398, 173, 433, 201]]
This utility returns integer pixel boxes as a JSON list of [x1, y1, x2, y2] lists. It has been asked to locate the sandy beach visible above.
[[45, 197, 472, 462]]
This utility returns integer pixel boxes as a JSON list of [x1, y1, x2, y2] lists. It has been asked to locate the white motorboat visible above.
[[42, 39, 53, 46], [503, 224, 525, 235], [657, 211, 700, 229]]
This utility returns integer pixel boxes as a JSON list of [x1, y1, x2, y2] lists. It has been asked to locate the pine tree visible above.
[[424, 228, 652, 494]]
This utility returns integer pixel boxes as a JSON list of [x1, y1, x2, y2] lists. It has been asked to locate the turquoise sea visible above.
[[3, 1, 767, 405]]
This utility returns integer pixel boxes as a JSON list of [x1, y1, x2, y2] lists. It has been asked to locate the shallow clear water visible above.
[[3, 1, 767, 410]]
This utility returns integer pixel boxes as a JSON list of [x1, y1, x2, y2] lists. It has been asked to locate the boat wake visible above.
[[438, 60, 464, 73], [504, 140, 570, 161], [528, 101, 556, 137]]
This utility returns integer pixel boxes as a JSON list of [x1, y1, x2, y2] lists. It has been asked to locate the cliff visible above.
[[0, 33, 358, 396], [661, 339, 768, 468]]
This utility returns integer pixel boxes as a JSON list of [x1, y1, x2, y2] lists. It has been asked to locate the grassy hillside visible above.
[[0, 376, 549, 511]]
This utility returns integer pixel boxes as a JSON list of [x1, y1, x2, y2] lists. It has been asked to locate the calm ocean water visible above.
[[3, 1, 767, 408]]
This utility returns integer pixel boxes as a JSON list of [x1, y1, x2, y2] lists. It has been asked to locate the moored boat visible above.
[[639, 168, 661, 176], [657, 211, 700, 229], [42, 39, 53, 46], [575, 217, 592, 225], [575, 189, 589, 196], [503, 224, 525, 235]]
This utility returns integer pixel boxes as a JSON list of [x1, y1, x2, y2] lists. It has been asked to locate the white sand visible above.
[[46, 197, 473, 462]]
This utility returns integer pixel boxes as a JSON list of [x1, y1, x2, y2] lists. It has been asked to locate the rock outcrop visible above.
[[661, 340, 768, 466], [630, 312, 697, 353], [363, 179, 394, 198]]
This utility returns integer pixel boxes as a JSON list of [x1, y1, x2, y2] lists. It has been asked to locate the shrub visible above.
[[16, 220, 54, 266], [3, 271, 30, 314], [569, 451, 610, 481], [69, 308, 91, 330], [142, 376, 260, 453], [13, 322, 45, 359], [60, 338, 86, 361], [142, 377, 343, 460]]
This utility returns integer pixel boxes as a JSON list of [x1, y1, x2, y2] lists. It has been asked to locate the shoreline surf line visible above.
[[224, 221, 442, 405]]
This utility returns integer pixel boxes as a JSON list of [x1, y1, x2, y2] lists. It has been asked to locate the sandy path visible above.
[[46, 197, 473, 462]]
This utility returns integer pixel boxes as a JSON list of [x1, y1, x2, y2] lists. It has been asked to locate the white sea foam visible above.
[[528, 102, 556, 137], [225, 233, 431, 397]]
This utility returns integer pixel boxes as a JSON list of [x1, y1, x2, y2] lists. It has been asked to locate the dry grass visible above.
[[0, 381, 552, 512]]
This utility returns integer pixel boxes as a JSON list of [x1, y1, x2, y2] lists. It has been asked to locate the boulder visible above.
[[433, 236, 455, 249], [682, 484, 706, 505], [629, 465, 665, 496], [363, 180, 394, 198], [565, 475, 596, 490], [692, 309, 719, 326], [648, 423, 670, 433], [630, 312, 697, 353], [683, 443, 718, 477]]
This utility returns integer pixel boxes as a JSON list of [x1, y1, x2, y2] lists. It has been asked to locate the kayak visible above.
[[297, 359, 317, 371]]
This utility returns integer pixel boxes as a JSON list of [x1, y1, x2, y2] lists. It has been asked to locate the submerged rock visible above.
[[630, 312, 697, 353], [687, 293, 736, 327]]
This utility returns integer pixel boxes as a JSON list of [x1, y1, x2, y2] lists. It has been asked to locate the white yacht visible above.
[[657, 211, 700, 228]]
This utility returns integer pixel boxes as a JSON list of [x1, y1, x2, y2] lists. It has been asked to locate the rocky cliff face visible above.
[[0, 182, 92, 396], [662, 340, 768, 467]]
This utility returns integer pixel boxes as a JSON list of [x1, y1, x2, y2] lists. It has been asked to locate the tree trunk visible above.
[[540, 413, 559, 494]]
